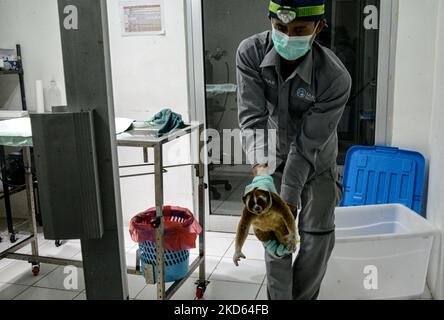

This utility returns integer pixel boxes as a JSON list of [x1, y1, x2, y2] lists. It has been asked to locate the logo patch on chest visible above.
[[296, 88, 315, 102]]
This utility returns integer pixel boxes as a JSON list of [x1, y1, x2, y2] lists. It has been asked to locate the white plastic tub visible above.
[[318, 204, 439, 300]]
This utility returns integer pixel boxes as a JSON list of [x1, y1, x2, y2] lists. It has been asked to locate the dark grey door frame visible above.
[[57, 0, 129, 299]]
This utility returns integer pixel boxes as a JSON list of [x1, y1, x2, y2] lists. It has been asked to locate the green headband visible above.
[[269, 1, 325, 19]]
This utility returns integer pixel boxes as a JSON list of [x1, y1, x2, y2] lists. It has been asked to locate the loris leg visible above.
[[283, 208, 297, 235], [274, 224, 291, 245], [254, 229, 275, 243], [275, 221, 297, 253]]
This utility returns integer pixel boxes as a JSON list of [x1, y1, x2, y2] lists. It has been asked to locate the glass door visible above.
[[319, 0, 380, 164], [202, 0, 270, 219], [200, 0, 382, 228]]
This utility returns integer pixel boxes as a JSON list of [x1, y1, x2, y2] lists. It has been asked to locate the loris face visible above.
[[243, 188, 272, 215]]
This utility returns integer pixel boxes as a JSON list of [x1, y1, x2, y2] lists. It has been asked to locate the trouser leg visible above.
[[265, 163, 292, 300], [292, 230, 335, 300], [265, 250, 292, 300], [292, 167, 341, 300]]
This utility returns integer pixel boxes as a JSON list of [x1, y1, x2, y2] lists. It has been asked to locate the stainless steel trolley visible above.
[[119, 123, 209, 300], [0, 122, 208, 300]]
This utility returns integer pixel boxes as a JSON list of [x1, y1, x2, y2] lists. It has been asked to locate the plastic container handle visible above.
[[374, 146, 399, 154]]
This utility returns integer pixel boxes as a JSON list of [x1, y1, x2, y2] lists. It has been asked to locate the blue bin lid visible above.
[[341, 145, 426, 216]]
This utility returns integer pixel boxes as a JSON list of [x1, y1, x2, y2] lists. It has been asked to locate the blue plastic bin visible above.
[[139, 241, 190, 283], [340, 145, 426, 216]]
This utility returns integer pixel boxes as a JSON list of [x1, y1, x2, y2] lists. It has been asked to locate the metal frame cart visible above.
[[119, 123, 209, 300], [0, 144, 42, 276], [0, 44, 28, 244], [0, 122, 209, 300]]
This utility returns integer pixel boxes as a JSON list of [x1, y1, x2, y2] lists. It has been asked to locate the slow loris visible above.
[[233, 188, 297, 266]]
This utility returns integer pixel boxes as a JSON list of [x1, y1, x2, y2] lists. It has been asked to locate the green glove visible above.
[[264, 240, 292, 258], [244, 175, 278, 195]]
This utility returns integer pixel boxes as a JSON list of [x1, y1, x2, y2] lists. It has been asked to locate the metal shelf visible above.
[[0, 44, 28, 243], [0, 70, 20, 76], [0, 185, 26, 200]]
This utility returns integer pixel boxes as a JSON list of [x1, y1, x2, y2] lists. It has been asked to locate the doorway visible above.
[[188, 0, 390, 232]]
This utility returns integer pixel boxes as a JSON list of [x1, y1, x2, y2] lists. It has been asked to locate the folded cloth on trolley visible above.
[[0, 117, 135, 147], [146, 108, 186, 138]]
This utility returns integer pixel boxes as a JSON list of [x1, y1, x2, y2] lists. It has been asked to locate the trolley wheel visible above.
[[195, 281, 209, 300], [10, 233, 17, 243], [196, 287, 204, 300], [32, 265, 40, 277], [55, 240, 63, 247]]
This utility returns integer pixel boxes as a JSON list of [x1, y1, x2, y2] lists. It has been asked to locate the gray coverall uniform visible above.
[[237, 30, 352, 300]]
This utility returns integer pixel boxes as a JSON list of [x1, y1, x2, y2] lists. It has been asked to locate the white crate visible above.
[[319, 204, 439, 300]]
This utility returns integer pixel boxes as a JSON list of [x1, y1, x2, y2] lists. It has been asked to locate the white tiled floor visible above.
[[225, 239, 265, 261], [0, 231, 434, 300], [0, 283, 29, 300], [0, 261, 57, 286], [33, 266, 85, 292], [14, 287, 79, 300], [189, 254, 220, 279], [203, 280, 262, 300], [190, 237, 234, 257], [209, 258, 266, 284]]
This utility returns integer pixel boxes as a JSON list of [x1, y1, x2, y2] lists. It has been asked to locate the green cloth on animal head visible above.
[[244, 175, 278, 195]]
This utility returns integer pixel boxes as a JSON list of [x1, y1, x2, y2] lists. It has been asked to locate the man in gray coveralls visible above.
[[237, 0, 352, 300]]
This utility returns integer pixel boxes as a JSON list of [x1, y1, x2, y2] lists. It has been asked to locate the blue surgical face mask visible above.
[[272, 23, 319, 61]]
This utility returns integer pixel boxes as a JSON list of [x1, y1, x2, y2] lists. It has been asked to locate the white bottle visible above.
[[47, 79, 62, 112]]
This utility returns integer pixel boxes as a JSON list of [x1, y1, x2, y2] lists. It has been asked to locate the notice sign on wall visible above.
[[120, 0, 165, 36]]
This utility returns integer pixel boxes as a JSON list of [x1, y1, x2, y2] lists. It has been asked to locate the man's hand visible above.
[[253, 164, 268, 177]]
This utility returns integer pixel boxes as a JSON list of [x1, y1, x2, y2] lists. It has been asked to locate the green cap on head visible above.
[[269, 0, 326, 23]]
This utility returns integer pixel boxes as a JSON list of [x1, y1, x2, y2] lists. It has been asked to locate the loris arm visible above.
[[233, 210, 253, 266]]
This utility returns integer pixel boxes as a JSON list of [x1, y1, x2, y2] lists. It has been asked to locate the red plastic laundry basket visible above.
[[129, 206, 202, 251]]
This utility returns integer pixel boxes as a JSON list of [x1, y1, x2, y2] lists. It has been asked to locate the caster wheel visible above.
[[10, 234, 17, 243], [196, 287, 204, 300], [195, 281, 209, 300], [55, 240, 62, 247], [225, 184, 232, 191], [32, 265, 40, 277]]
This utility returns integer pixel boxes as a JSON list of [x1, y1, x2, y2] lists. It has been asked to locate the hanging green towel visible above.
[[146, 108, 185, 137]]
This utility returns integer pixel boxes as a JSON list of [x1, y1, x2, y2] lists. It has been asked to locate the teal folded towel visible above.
[[264, 240, 292, 258], [244, 175, 278, 195], [147, 108, 185, 137]]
